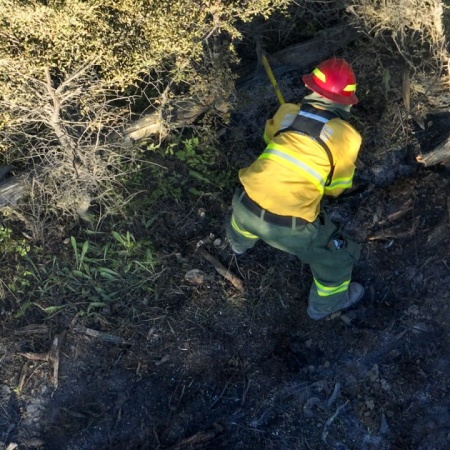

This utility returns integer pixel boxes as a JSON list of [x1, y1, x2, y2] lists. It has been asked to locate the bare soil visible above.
[[2, 43, 450, 450]]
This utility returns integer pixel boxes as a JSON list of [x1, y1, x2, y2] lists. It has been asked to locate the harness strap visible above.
[[274, 104, 336, 186]]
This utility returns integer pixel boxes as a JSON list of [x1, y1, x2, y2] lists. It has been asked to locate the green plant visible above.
[[175, 137, 201, 165], [0, 226, 30, 257], [29, 230, 158, 317], [172, 135, 234, 192]]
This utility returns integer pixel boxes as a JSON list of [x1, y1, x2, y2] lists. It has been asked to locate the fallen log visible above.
[[236, 24, 360, 86], [122, 96, 222, 143], [0, 175, 27, 208], [126, 24, 360, 143], [270, 24, 359, 71], [416, 135, 450, 166]]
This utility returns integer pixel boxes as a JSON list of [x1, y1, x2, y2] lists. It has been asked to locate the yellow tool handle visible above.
[[261, 54, 285, 105]]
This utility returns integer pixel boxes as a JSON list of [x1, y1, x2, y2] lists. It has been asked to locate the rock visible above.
[[184, 269, 206, 285]]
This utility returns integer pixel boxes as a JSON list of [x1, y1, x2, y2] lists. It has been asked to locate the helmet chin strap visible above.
[[302, 92, 352, 120]]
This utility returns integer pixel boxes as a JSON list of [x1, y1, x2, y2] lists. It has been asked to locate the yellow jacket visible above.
[[239, 102, 362, 222]]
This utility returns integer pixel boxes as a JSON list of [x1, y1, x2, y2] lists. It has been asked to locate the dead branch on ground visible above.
[[168, 423, 224, 450], [368, 217, 420, 241], [417, 136, 450, 167], [72, 325, 128, 345], [18, 331, 66, 388], [322, 400, 350, 448], [13, 324, 50, 336], [198, 248, 244, 291]]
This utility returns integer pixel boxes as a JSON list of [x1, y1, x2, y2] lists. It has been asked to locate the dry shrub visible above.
[[0, 0, 292, 237], [347, 0, 449, 70]]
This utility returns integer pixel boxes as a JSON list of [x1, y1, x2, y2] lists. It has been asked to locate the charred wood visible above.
[[416, 135, 450, 167], [125, 24, 360, 143], [237, 24, 360, 86], [0, 176, 27, 208]]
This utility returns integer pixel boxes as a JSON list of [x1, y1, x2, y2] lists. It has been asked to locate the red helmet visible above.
[[302, 58, 358, 105]]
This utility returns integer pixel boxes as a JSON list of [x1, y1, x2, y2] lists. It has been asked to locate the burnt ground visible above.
[[2, 44, 450, 450]]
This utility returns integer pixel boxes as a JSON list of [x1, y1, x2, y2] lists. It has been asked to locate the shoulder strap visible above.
[[274, 104, 336, 186]]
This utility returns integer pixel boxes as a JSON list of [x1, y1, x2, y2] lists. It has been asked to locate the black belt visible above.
[[240, 191, 309, 227]]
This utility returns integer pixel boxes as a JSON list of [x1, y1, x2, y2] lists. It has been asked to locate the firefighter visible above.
[[226, 58, 364, 320]]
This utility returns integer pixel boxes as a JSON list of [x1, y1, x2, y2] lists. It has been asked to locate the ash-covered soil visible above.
[[2, 44, 450, 450]]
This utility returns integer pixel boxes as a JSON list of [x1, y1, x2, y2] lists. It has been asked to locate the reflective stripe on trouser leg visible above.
[[231, 214, 259, 239], [302, 210, 359, 313], [226, 212, 260, 255], [313, 278, 350, 297]]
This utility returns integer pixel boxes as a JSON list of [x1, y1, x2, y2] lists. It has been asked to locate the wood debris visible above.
[[386, 198, 413, 222], [416, 135, 450, 166], [447, 195, 450, 223], [18, 332, 65, 389], [168, 423, 224, 450], [198, 249, 244, 291], [16, 362, 29, 396], [72, 325, 128, 345], [14, 324, 49, 336], [368, 217, 419, 241]]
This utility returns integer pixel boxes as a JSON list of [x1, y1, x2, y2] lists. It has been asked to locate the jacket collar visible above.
[[301, 92, 352, 120]]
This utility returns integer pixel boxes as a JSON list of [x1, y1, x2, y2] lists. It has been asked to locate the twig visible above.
[[168, 423, 224, 450], [303, 397, 324, 417], [15, 362, 46, 396], [19, 352, 49, 361], [48, 333, 64, 389], [72, 325, 128, 345], [368, 217, 419, 241], [207, 381, 230, 411], [447, 195, 450, 223], [322, 400, 349, 446], [14, 324, 49, 336], [326, 382, 341, 407], [44, 67, 77, 163], [198, 249, 244, 291], [19, 331, 66, 388], [16, 362, 29, 396], [241, 378, 252, 406], [56, 59, 98, 94]]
